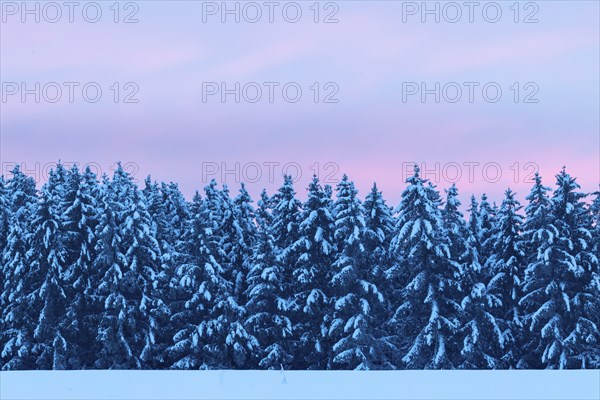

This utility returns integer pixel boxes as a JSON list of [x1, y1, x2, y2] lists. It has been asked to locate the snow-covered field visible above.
[[1, 370, 599, 400]]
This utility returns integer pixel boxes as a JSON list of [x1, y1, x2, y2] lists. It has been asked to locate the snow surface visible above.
[[1, 370, 599, 400]]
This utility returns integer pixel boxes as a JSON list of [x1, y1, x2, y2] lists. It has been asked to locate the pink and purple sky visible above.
[[1, 1, 599, 204]]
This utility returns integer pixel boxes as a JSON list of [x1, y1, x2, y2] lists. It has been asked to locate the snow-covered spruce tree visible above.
[[590, 189, 600, 366], [327, 175, 389, 370], [60, 165, 101, 368], [0, 216, 32, 370], [26, 175, 71, 370], [139, 178, 169, 368], [168, 190, 223, 369], [290, 175, 336, 369], [92, 174, 130, 368], [163, 182, 190, 241], [523, 173, 552, 236], [441, 184, 469, 365], [324, 184, 333, 201], [485, 188, 525, 368], [138, 179, 189, 369], [271, 175, 302, 266], [521, 172, 553, 263], [199, 183, 258, 369], [478, 193, 496, 268], [459, 195, 505, 369], [228, 184, 257, 305], [168, 189, 208, 369], [124, 176, 165, 369], [45, 163, 70, 215], [1, 167, 38, 370], [590, 188, 600, 263], [362, 183, 395, 281], [171, 181, 257, 369], [142, 177, 161, 222], [269, 176, 303, 360], [3, 165, 37, 225], [244, 190, 293, 369], [466, 196, 482, 253], [386, 166, 461, 369], [200, 179, 228, 270], [255, 189, 273, 228], [442, 184, 469, 269], [520, 169, 599, 368], [0, 177, 10, 351], [361, 182, 397, 365], [553, 171, 600, 368], [94, 165, 162, 369], [92, 174, 132, 369], [591, 189, 600, 320], [151, 181, 191, 262], [591, 189, 600, 255], [153, 181, 191, 368], [464, 194, 497, 303], [214, 185, 237, 291], [518, 173, 554, 368], [195, 268, 259, 369], [0, 177, 10, 261]]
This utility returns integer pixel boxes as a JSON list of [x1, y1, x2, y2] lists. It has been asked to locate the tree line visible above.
[[0, 163, 598, 370]]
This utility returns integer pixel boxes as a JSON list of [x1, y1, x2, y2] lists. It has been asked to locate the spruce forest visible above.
[[0, 163, 598, 370]]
